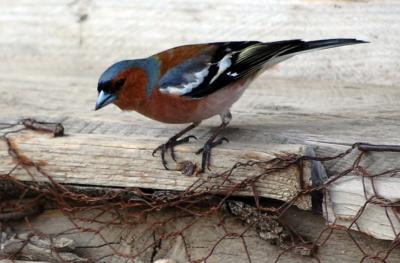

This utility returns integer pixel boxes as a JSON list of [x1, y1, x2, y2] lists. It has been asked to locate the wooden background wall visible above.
[[1, 0, 399, 87]]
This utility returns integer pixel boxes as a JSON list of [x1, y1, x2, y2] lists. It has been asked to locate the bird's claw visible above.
[[152, 135, 197, 169], [177, 135, 198, 145], [152, 143, 169, 169], [196, 137, 229, 172], [195, 137, 228, 154]]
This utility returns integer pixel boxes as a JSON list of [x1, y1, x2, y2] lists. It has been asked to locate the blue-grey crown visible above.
[[99, 60, 135, 84]]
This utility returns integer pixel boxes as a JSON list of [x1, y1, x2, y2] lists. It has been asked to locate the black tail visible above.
[[279, 38, 368, 57]]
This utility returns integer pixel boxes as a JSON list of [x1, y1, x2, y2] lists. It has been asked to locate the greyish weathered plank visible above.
[[0, 130, 313, 210], [0, 1, 399, 86]]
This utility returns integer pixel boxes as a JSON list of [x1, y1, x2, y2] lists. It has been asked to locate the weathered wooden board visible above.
[[0, 0, 399, 86], [324, 175, 400, 241], [0, 131, 313, 209]]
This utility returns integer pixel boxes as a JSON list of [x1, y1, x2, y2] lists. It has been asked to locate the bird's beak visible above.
[[95, 90, 117, 110]]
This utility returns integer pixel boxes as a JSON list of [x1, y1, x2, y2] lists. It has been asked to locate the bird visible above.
[[95, 39, 366, 172]]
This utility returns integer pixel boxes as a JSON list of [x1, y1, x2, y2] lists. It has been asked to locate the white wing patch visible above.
[[160, 66, 210, 95], [209, 53, 232, 84], [227, 71, 238, 77]]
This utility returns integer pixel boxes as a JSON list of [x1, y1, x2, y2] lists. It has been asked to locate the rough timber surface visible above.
[[1, 0, 399, 86], [0, 132, 313, 210]]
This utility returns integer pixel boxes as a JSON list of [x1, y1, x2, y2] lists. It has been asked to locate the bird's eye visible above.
[[114, 79, 126, 90], [98, 80, 113, 93]]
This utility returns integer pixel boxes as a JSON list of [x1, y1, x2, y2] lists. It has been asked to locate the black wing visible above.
[[159, 39, 366, 98]]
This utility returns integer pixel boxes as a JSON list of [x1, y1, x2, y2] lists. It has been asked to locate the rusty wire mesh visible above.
[[1, 119, 400, 262]]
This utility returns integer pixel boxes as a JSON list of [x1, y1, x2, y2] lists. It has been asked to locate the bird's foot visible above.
[[152, 135, 197, 169], [196, 137, 229, 172]]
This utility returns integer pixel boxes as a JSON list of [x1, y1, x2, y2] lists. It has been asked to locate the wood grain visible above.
[[324, 175, 400, 241], [0, 131, 313, 210], [0, 1, 399, 86]]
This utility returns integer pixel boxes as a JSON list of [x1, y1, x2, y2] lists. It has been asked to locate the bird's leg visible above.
[[196, 111, 232, 172], [153, 122, 200, 169]]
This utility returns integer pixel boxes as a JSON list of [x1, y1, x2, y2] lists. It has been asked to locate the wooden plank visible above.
[[0, 130, 313, 210], [0, 1, 399, 86], [324, 175, 400, 241]]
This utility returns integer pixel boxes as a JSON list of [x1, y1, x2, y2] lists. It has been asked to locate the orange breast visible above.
[[135, 77, 252, 124]]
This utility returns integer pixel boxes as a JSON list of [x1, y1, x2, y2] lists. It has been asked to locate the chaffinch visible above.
[[95, 39, 366, 172]]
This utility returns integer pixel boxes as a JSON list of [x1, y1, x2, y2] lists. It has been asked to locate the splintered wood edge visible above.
[[0, 131, 318, 210]]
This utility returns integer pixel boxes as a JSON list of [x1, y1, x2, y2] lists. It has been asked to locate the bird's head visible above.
[[95, 59, 151, 111], [95, 60, 131, 111], [95, 57, 161, 111]]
